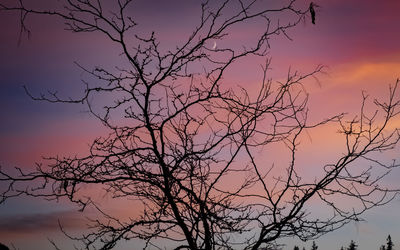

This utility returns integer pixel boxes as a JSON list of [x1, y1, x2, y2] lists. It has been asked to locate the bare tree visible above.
[[1, 0, 400, 249]]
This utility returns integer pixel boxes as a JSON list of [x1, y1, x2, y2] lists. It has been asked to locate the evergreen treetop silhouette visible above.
[[387, 235, 394, 250], [311, 241, 318, 250], [347, 240, 358, 250]]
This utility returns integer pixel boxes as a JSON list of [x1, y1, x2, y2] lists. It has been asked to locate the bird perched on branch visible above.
[[309, 2, 316, 24]]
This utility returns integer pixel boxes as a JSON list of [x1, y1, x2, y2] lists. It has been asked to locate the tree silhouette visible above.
[[294, 246, 300, 250], [0, 243, 9, 250], [387, 235, 394, 250], [311, 241, 318, 250], [1, 0, 400, 249], [347, 240, 358, 250]]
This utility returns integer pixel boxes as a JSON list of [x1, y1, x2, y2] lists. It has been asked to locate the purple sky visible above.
[[1, 0, 400, 249]]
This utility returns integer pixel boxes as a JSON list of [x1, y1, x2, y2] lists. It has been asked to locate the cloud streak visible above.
[[0, 210, 85, 236]]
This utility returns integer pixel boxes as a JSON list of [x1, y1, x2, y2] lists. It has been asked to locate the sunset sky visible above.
[[1, 0, 400, 249]]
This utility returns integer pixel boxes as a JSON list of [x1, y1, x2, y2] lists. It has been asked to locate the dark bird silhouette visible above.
[[310, 2, 316, 24]]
